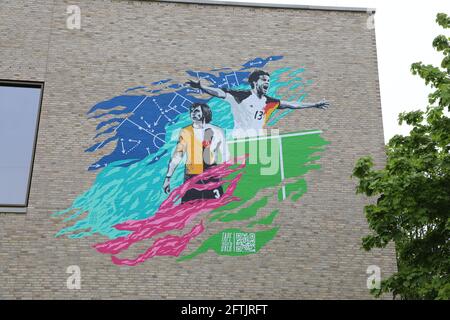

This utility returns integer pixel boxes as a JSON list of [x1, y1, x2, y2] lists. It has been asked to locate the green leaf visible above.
[[353, 13, 450, 300]]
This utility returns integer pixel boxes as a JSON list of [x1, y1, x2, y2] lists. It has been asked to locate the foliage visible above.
[[353, 13, 450, 300]]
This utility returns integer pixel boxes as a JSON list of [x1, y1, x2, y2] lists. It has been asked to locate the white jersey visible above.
[[224, 90, 280, 136]]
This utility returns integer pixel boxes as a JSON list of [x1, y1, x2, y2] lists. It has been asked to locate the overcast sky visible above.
[[222, 0, 450, 142]]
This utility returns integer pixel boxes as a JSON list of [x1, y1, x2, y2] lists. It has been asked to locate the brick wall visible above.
[[0, 0, 396, 299]]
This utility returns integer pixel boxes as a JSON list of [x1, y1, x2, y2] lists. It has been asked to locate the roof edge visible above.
[[153, 0, 376, 13]]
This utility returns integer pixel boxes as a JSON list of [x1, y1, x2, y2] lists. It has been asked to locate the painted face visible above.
[[254, 74, 270, 95], [190, 105, 203, 122]]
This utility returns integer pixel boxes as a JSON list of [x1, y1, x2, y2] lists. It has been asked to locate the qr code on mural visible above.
[[235, 232, 256, 253]]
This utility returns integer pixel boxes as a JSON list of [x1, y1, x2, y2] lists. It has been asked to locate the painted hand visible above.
[[186, 79, 202, 90], [163, 177, 171, 194], [315, 99, 330, 110]]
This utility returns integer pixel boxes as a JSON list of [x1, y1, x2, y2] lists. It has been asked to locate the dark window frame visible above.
[[0, 79, 44, 211]]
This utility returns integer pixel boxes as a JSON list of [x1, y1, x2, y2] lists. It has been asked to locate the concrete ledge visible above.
[[0, 207, 27, 214], [153, 0, 376, 13]]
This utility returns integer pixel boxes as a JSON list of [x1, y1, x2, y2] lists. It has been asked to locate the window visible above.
[[0, 81, 44, 213]]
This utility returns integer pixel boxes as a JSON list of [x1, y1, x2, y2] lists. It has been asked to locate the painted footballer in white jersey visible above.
[[186, 69, 330, 138]]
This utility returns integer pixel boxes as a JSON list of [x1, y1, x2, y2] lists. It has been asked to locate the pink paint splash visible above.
[[93, 158, 246, 266], [111, 222, 205, 266]]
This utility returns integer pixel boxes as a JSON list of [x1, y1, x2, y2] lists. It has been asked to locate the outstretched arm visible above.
[[186, 79, 227, 99], [163, 139, 185, 194], [279, 99, 330, 110]]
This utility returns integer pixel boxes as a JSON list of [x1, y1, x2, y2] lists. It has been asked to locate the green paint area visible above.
[[177, 227, 279, 261], [179, 131, 328, 262], [247, 210, 279, 228], [210, 196, 269, 222], [211, 131, 328, 215], [278, 179, 308, 202]]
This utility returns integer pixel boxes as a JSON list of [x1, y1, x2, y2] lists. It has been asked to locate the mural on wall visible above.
[[53, 56, 330, 266]]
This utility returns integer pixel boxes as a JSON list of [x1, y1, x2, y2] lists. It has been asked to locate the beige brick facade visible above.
[[0, 0, 396, 299]]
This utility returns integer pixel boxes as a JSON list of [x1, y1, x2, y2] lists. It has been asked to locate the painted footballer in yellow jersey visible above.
[[163, 103, 228, 203]]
